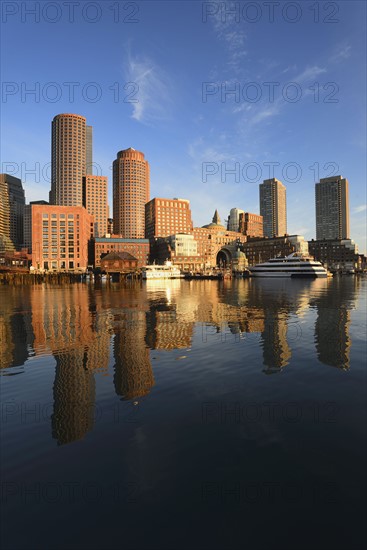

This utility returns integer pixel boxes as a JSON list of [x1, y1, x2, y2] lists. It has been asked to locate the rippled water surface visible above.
[[1, 277, 366, 549]]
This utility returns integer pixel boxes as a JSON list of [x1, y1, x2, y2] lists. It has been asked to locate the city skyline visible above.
[[1, 1, 365, 252], [1, 110, 360, 248]]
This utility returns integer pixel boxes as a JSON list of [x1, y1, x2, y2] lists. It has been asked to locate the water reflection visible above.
[[0, 277, 361, 444], [310, 277, 359, 370], [52, 351, 95, 445], [113, 309, 154, 400]]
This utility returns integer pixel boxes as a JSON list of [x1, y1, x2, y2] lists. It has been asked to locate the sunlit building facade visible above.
[[315, 176, 350, 240], [50, 113, 89, 206], [259, 178, 287, 238], [31, 204, 93, 271], [113, 148, 150, 238]]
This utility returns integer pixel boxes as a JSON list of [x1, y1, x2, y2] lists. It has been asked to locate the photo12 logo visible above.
[[2, 81, 139, 104], [202, 2, 340, 24], [202, 81, 339, 104], [1, 2, 140, 24], [201, 161, 340, 184]]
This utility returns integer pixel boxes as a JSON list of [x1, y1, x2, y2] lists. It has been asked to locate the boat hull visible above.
[[250, 271, 327, 278], [142, 273, 184, 279]]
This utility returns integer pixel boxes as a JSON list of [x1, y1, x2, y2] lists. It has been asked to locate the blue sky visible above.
[[1, 1, 366, 251]]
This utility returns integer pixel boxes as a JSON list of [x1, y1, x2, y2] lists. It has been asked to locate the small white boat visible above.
[[250, 253, 328, 278], [142, 261, 183, 279]]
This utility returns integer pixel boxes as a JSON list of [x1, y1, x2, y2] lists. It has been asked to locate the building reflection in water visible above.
[[30, 286, 111, 445], [111, 286, 155, 401], [0, 277, 359, 445], [113, 310, 154, 400], [0, 287, 34, 371], [261, 314, 291, 374], [52, 350, 96, 445], [144, 280, 194, 351], [311, 277, 357, 370]]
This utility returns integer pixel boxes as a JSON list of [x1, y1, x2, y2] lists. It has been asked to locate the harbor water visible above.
[[1, 277, 366, 550]]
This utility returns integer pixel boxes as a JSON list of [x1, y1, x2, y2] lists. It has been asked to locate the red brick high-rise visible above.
[[145, 197, 193, 241], [113, 148, 150, 239]]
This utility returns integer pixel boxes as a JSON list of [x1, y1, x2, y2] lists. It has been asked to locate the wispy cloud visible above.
[[124, 52, 172, 123], [330, 44, 351, 64], [249, 105, 280, 126], [293, 65, 327, 83], [210, 9, 247, 73], [353, 204, 367, 213]]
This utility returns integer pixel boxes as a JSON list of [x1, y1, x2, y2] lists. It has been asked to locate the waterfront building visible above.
[[193, 210, 247, 267], [145, 197, 193, 241], [100, 251, 138, 273], [0, 174, 25, 249], [227, 208, 244, 232], [239, 212, 264, 237], [315, 176, 350, 240], [50, 113, 89, 206], [259, 178, 287, 237], [168, 233, 198, 256], [92, 236, 149, 268], [82, 175, 108, 237], [31, 204, 94, 271], [243, 235, 308, 267], [308, 238, 359, 272], [24, 200, 49, 252], [151, 233, 203, 270], [113, 148, 150, 238]]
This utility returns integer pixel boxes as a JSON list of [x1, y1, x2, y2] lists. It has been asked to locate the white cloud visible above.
[[330, 44, 351, 63], [124, 53, 172, 123], [210, 9, 247, 73], [249, 106, 280, 125], [293, 65, 327, 83], [353, 204, 367, 213]]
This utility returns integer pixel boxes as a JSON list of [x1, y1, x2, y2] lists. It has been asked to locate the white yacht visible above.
[[142, 261, 183, 279], [250, 253, 328, 278]]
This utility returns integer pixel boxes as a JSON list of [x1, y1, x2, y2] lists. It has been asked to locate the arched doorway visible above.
[[216, 248, 232, 267]]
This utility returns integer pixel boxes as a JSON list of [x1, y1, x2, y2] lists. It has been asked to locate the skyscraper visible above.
[[315, 176, 349, 240], [83, 175, 108, 237], [227, 208, 244, 232], [50, 113, 89, 206], [113, 148, 150, 238], [86, 125, 93, 175], [0, 173, 25, 249], [259, 178, 287, 238]]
